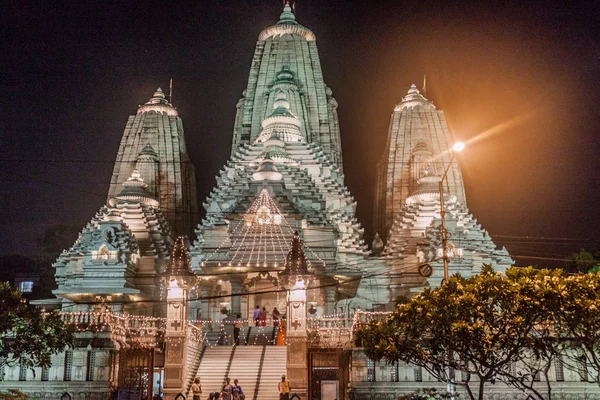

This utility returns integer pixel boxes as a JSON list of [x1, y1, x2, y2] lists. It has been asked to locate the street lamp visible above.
[[439, 142, 464, 283], [439, 142, 464, 400]]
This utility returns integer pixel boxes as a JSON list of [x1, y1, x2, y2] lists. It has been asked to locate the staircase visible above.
[[196, 346, 234, 394], [227, 346, 263, 396], [184, 342, 205, 396], [193, 346, 287, 400], [246, 326, 278, 345], [256, 347, 287, 400]]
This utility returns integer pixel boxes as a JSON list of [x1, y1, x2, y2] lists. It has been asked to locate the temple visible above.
[[374, 84, 466, 236], [107, 88, 198, 238], [190, 88, 367, 322], [3, 4, 598, 400], [231, 3, 344, 171]]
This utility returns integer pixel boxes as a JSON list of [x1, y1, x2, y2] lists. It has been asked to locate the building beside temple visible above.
[[1, 3, 598, 400]]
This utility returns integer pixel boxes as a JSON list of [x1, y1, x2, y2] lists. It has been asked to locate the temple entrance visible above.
[[309, 350, 349, 400], [246, 278, 286, 325], [117, 349, 155, 400]]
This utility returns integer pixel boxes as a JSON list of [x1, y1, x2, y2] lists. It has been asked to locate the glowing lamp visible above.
[[453, 142, 465, 152]]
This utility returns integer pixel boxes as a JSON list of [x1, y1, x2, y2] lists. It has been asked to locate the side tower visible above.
[[231, 2, 344, 171], [374, 85, 466, 237], [108, 88, 198, 238]]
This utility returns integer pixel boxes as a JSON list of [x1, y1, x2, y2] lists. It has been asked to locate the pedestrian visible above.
[[221, 378, 233, 400], [272, 307, 281, 327], [233, 313, 242, 346], [253, 305, 260, 326], [278, 373, 291, 400], [259, 307, 267, 326], [232, 379, 244, 400], [191, 377, 202, 400]]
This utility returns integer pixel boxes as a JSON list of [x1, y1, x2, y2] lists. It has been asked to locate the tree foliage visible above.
[[569, 249, 600, 273], [0, 282, 73, 371], [355, 266, 600, 400]]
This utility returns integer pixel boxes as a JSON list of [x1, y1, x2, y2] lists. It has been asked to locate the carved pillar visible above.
[[286, 280, 308, 400], [325, 286, 336, 316], [230, 279, 243, 316], [163, 280, 189, 400]]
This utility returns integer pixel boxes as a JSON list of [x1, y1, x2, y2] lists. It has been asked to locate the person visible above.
[[253, 305, 260, 326], [259, 307, 267, 327], [232, 379, 244, 400], [276, 317, 286, 346], [272, 307, 281, 327], [191, 377, 202, 400], [278, 374, 291, 400], [233, 314, 242, 346], [221, 378, 233, 400], [208, 392, 219, 400]]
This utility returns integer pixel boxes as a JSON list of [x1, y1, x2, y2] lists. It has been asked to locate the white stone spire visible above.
[[138, 87, 178, 116], [394, 84, 436, 112], [233, 7, 342, 170], [108, 88, 198, 238]]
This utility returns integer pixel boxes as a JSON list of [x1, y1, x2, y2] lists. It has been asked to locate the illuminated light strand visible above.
[[201, 188, 327, 269], [201, 215, 246, 266]]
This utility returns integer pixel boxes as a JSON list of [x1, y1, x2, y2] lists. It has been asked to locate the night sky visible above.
[[2, 1, 599, 265]]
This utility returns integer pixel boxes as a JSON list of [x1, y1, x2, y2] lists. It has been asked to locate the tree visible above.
[[547, 271, 600, 386], [0, 282, 73, 372], [568, 249, 600, 273], [355, 266, 561, 400]]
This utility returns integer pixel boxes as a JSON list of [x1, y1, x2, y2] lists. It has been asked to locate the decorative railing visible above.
[[60, 312, 166, 348], [306, 316, 355, 348]]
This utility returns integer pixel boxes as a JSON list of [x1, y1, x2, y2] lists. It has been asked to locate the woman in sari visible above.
[[258, 307, 267, 327]]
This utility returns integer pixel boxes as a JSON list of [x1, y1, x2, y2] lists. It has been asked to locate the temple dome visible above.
[[394, 84, 436, 112], [258, 3, 316, 41], [252, 156, 283, 181], [256, 92, 304, 143], [137, 88, 178, 116], [115, 170, 160, 207]]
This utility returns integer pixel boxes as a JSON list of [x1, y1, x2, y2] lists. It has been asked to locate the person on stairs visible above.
[[272, 307, 281, 327], [221, 377, 233, 400], [259, 307, 267, 327], [191, 377, 202, 400], [253, 305, 260, 326], [278, 374, 291, 400], [233, 314, 242, 346], [232, 379, 244, 400]]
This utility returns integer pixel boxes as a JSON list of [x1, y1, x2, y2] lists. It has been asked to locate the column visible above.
[[163, 280, 189, 400], [230, 279, 243, 316], [325, 286, 337, 316], [286, 281, 308, 400]]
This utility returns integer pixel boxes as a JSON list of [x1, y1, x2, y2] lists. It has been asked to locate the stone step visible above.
[[194, 346, 287, 400]]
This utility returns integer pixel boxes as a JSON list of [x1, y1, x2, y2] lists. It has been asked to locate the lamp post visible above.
[[438, 142, 464, 400], [439, 142, 464, 283]]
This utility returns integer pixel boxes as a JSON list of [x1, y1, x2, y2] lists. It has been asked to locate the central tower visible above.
[[231, 2, 344, 170]]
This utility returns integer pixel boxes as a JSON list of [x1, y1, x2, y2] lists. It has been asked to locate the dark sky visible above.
[[1, 1, 599, 265]]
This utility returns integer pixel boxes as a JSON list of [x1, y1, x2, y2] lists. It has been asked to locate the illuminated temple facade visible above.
[[107, 88, 198, 238], [3, 4, 598, 400]]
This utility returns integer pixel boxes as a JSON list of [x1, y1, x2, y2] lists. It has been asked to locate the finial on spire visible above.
[[278, 1, 297, 24], [422, 74, 427, 98]]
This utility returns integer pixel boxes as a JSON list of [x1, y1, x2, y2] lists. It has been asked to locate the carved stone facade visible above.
[[107, 88, 198, 238], [231, 3, 344, 171], [348, 349, 600, 400]]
